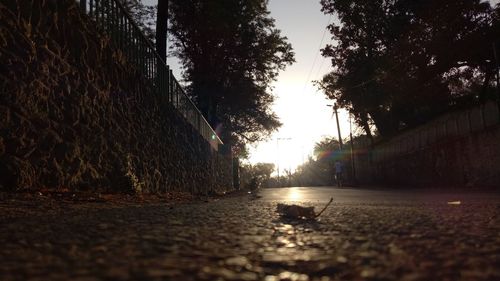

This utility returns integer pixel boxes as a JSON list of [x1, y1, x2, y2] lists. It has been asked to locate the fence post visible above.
[[166, 65, 170, 103], [169, 69, 173, 104]]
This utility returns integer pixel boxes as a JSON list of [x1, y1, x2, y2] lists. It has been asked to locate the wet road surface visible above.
[[1, 187, 499, 280]]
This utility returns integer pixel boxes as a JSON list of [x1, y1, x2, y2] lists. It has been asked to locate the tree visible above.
[[120, 0, 156, 41], [318, 0, 498, 138], [168, 0, 295, 152], [290, 136, 342, 186], [313, 137, 341, 159], [240, 162, 275, 189], [155, 0, 168, 62]]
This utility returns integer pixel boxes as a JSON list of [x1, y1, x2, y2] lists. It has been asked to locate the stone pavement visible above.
[[0, 187, 499, 280]]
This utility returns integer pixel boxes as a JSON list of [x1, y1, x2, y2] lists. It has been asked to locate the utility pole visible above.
[[156, 0, 168, 64], [349, 114, 356, 184], [328, 103, 343, 150]]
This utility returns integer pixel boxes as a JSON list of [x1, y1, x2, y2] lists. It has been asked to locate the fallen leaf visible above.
[[277, 198, 333, 219]]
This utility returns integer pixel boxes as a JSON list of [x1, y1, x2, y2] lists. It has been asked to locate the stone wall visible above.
[[353, 101, 500, 188], [0, 0, 233, 194]]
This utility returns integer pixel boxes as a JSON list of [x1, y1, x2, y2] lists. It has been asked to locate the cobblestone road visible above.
[[1, 187, 499, 280]]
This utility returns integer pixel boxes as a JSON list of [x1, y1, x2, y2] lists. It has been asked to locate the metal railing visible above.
[[78, 0, 222, 150]]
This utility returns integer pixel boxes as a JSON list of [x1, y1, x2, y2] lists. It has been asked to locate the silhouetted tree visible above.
[[240, 162, 275, 189], [120, 0, 156, 41], [318, 0, 498, 138], [155, 0, 168, 62], [168, 0, 295, 152]]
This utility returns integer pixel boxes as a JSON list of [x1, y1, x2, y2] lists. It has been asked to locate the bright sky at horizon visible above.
[[246, 0, 351, 174]]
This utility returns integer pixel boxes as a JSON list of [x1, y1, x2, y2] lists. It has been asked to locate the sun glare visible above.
[[248, 80, 352, 174], [287, 188, 303, 201]]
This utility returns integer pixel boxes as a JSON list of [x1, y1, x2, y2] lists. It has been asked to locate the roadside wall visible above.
[[0, 0, 233, 194], [354, 101, 500, 188]]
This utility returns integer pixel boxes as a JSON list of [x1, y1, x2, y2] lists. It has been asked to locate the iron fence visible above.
[[78, 0, 222, 150]]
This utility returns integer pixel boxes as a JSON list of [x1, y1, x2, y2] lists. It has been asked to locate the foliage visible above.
[[291, 134, 372, 187], [313, 137, 341, 160], [240, 162, 275, 189], [167, 0, 295, 153], [119, 0, 156, 41], [317, 0, 499, 138], [289, 136, 340, 186]]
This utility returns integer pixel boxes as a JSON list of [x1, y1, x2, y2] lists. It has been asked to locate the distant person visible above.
[[334, 160, 343, 187]]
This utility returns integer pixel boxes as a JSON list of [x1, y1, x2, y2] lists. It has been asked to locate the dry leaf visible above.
[[277, 198, 333, 219]]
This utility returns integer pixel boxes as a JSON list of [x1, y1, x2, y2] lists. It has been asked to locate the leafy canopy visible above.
[[168, 0, 295, 152], [318, 0, 499, 138]]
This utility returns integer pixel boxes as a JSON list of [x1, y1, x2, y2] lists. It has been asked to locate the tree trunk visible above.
[[360, 113, 374, 145], [156, 0, 168, 63]]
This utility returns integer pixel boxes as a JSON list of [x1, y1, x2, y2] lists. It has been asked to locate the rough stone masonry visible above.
[[0, 0, 232, 194]]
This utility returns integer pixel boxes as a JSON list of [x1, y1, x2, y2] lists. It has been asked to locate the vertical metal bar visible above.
[[198, 111, 201, 131], [118, 6, 123, 49], [169, 69, 173, 104], [124, 19, 128, 60], [148, 48, 151, 78], [112, 0, 116, 45], [104, 0, 109, 32], [110, 0, 114, 42], [124, 18, 128, 59], [140, 36, 144, 75], [171, 77, 175, 106], [101, 0, 105, 25], [80, 0, 87, 13], [493, 43, 500, 122], [150, 51, 153, 81], [95, 0, 99, 22], [135, 29, 139, 69], [166, 66, 170, 101], [89, 0, 93, 16], [145, 47, 149, 78], [493, 43, 500, 100], [160, 64, 163, 94], [147, 43, 150, 78]]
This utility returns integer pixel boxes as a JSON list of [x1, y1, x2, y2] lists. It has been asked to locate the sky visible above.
[[246, 0, 349, 174]]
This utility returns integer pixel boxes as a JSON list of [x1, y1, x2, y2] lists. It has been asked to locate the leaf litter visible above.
[[277, 197, 333, 220]]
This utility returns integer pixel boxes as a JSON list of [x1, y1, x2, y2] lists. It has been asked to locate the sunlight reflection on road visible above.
[[286, 187, 304, 201]]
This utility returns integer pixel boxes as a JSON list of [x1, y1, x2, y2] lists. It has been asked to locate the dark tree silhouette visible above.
[[167, 0, 295, 152], [155, 0, 168, 63], [318, 0, 498, 138], [120, 0, 156, 41]]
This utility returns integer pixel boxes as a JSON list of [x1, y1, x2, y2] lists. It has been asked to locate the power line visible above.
[[302, 14, 332, 94], [314, 38, 335, 80]]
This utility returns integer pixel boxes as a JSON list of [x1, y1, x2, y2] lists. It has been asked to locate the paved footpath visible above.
[[1, 187, 499, 281]]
